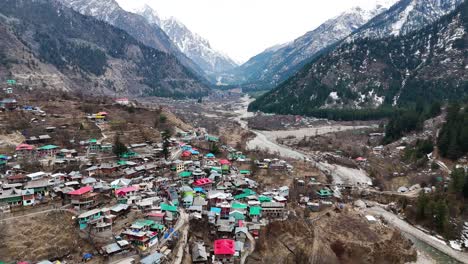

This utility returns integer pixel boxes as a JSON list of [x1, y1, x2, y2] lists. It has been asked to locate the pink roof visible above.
[[214, 239, 235, 255], [147, 212, 165, 218], [193, 178, 213, 187], [115, 186, 138, 196], [219, 159, 231, 165], [16, 143, 34, 151], [355, 157, 367, 161], [98, 111, 108, 116], [68, 186, 92, 195]]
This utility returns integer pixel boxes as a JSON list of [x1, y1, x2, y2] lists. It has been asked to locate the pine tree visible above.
[[434, 200, 449, 233], [161, 129, 172, 160], [113, 136, 128, 157]]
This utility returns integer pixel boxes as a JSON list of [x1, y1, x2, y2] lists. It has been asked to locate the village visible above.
[[0, 88, 352, 264], [0, 84, 467, 264]]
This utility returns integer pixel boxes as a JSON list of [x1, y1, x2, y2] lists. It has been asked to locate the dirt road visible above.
[[365, 207, 468, 264], [241, 231, 256, 264]]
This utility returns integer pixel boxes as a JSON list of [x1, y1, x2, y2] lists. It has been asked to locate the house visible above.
[[37, 145, 59, 157], [193, 178, 213, 189], [21, 189, 35, 206], [213, 239, 235, 263], [68, 186, 98, 210], [193, 196, 208, 211], [26, 171, 47, 181], [0, 188, 23, 206], [77, 208, 104, 229], [205, 135, 219, 142], [115, 186, 139, 204], [0, 98, 17, 110], [146, 212, 166, 223], [235, 226, 249, 243], [122, 219, 159, 251], [173, 160, 185, 173], [261, 202, 286, 219], [15, 143, 35, 159], [141, 252, 164, 264], [115, 98, 130, 105], [317, 189, 333, 199], [249, 206, 262, 222], [7, 174, 28, 184], [192, 242, 208, 263]]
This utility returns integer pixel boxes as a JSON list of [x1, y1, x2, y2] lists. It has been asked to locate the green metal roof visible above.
[[258, 196, 272, 202], [179, 171, 192, 178], [231, 203, 248, 209], [317, 189, 333, 196], [151, 223, 165, 230], [38, 145, 58, 150], [132, 219, 155, 229], [89, 139, 97, 143], [161, 203, 178, 212], [229, 211, 245, 220], [239, 170, 251, 174], [249, 206, 262, 216], [234, 189, 256, 200]]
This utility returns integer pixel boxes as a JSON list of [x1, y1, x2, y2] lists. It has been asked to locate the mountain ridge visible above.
[[0, 0, 210, 98], [249, 0, 468, 115], [133, 4, 238, 77]]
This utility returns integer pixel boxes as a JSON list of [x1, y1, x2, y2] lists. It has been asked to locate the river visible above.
[[232, 95, 372, 186], [229, 95, 467, 264]]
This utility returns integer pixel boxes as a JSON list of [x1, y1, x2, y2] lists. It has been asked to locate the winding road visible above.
[[365, 206, 468, 264]]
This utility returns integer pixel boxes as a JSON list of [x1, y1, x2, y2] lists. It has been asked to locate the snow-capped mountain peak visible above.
[[234, 1, 396, 88], [353, 0, 464, 39], [132, 5, 238, 74]]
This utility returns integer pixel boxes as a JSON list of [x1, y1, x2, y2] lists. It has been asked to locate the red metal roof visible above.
[[193, 178, 213, 187], [115, 186, 138, 196], [68, 186, 92, 195], [146, 212, 165, 218], [181, 151, 192, 157], [214, 239, 235, 255], [219, 159, 231, 165], [16, 143, 34, 151]]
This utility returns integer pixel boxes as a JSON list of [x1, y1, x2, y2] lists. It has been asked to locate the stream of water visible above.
[[230, 95, 465, 264]]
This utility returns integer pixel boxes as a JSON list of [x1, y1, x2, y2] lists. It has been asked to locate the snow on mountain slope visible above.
[[233, 0, 398, 90], [133, 5, 238, 74], [61, 0, 210, 85], [352, 0, 464, 39]]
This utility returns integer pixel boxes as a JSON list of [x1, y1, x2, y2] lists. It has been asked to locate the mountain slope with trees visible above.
[[0, 0, 210, 98], [62, 0, 210, 85], [249, 1, 468, 116], [229, 2, 395, 91]]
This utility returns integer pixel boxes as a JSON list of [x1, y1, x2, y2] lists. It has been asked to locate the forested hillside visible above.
[[0, 0, 209, 98], [249, 1, 468, 117]]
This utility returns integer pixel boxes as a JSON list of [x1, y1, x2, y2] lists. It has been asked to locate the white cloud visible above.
[[117, 0, 386, 63]]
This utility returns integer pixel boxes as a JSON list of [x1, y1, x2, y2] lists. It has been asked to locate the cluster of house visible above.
[[0, 121, 303, 263]]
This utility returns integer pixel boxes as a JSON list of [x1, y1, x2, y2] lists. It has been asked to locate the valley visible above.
[[0, 0, 468, 263]]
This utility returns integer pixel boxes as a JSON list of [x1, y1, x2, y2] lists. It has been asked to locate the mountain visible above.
[[134, 5, 238, 76], [249, 0, 468, 115], [351, 0, 464, 39], [232, 1, 397, 91], [61, 0, 210, 84], [0, 0, 209, 98]]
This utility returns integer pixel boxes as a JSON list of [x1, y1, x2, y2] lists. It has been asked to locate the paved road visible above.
[[365, 207, 468, 264]]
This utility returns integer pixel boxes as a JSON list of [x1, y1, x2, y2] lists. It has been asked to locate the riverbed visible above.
[[230, 95, 467, 263]]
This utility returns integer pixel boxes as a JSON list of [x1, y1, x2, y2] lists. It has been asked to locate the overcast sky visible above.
[[117, 0, 388, 63]]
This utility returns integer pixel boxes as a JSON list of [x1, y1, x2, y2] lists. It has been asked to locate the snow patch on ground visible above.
[[391, 0, 415, 36]]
